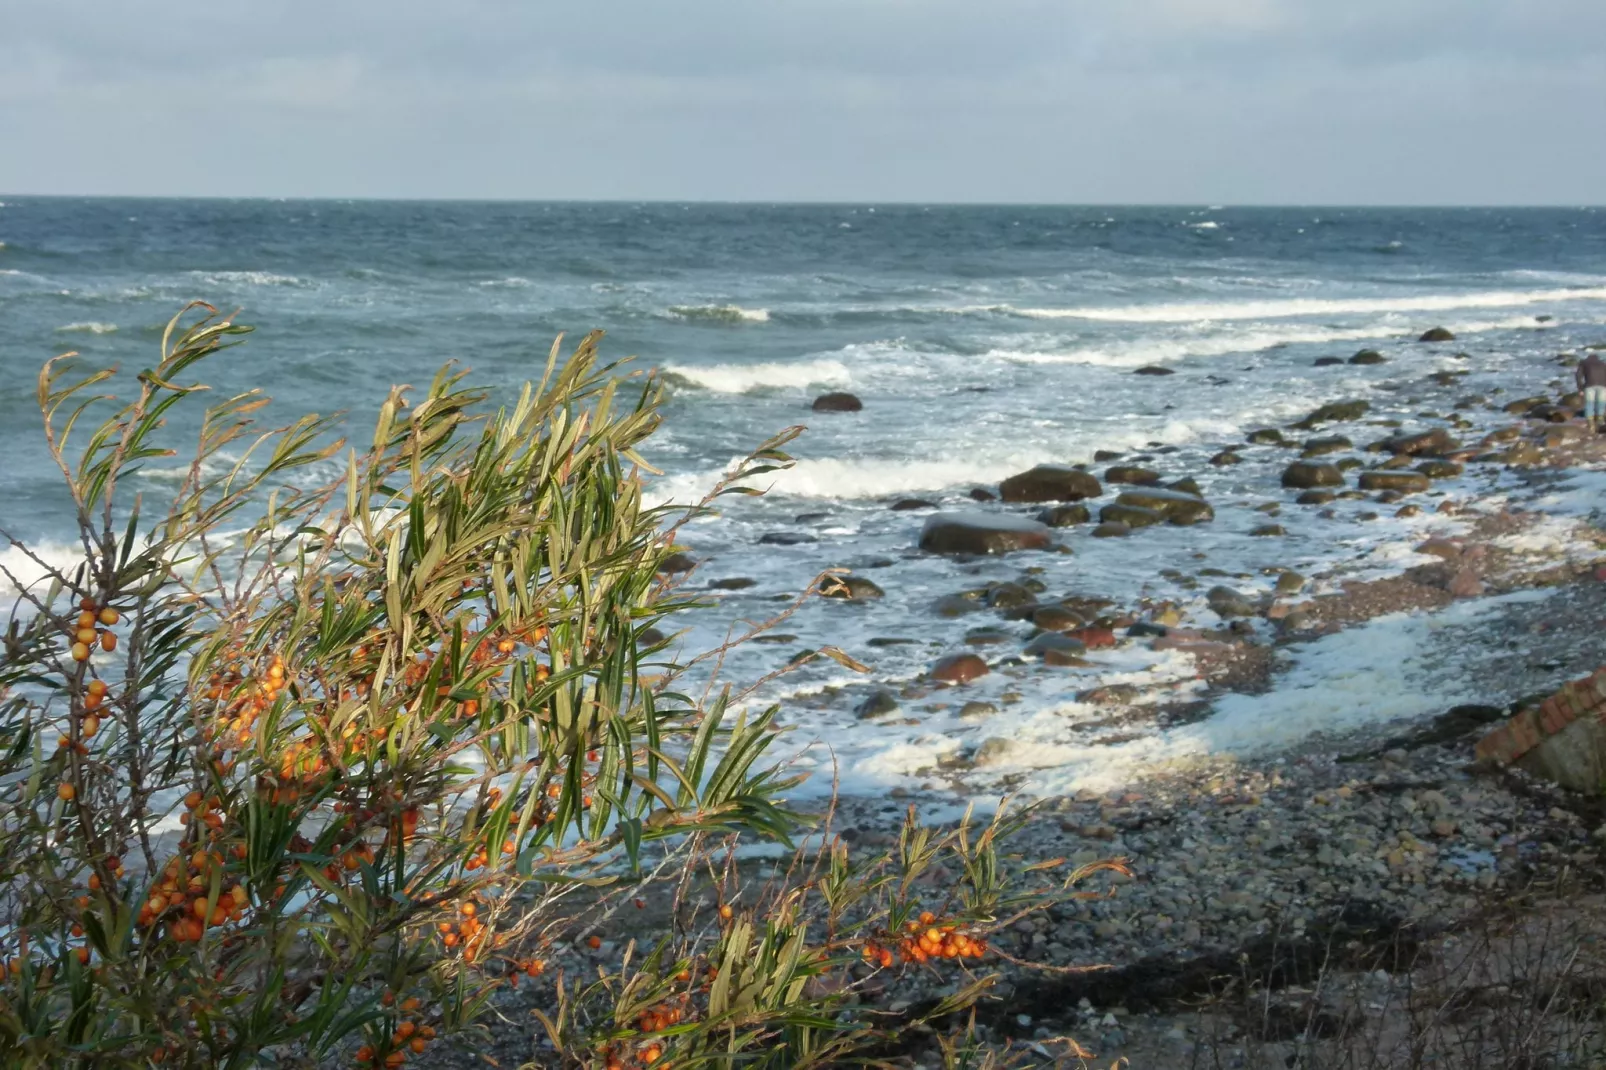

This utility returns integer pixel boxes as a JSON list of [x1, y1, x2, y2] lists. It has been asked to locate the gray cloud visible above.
[[1, 0, 1601, 202]]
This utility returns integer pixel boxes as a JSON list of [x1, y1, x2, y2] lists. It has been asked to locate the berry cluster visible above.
[[354, 995, 437, 1067], [66, 596, 119, 663], [861, 912, 988, 968]]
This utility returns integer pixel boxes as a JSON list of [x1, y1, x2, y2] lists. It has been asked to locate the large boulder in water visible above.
[[1379, 428, 1459, 456], [919, 512, 1052, 555], [821, 574, 885, 600], [1291, 400, 1370, 430], [1350, 349, 1388, 365], [1105, 465, 1161, 486], [1419, 327, 1456, 343], [999, 465, 1103, 503], [1114, 487, 1215, 525], [1281, 462, 1345, 489], [1098, 502, 1165, 529], [1036, 503, 1091, 527], [1358, 470, 1431, 493], [811, 392, 863, 412], [931, 653, 990, 684]]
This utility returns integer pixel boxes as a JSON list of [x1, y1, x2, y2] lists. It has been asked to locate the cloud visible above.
[[0, 0, 1601, 201]]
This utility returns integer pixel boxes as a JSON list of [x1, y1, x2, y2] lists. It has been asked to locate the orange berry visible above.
[[586, 935, 601, 950], [79, 596, 96, 611], [919, 911, 936, 926], [460, 902, 477, 917], [718, 904, 733, 921], [385, 1051, 406, 1067], [400, 997, 421, 1012], [76, 627, 98, 646], [396, 1022, 416, 1039], [86, 678, 107, 697], [100, 631, 116, 652], [98, 607, 119, 626], [355, 1047, 374, 1063], [77, 611, 96, 629], [81, 715, 100, 737], [70, 642, 90, 662], [74, 947, 90, 965], [410, 1038, 427, 1054], [58, 782, 76, 801]]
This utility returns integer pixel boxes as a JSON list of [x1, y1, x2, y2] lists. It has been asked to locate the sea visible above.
[[4, 199, 1605, 803]]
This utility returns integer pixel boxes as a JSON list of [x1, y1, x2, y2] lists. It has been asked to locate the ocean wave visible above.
[[56, 321, 118, 335], [1002, 286, 1606, 324], [661, 357, 847, 394], [0, 542, 93, 614], [477, 276, 534, 288], [1188, 221, 1222, 230], [666, 304, 771, 324], [190, 270, 309, 287]]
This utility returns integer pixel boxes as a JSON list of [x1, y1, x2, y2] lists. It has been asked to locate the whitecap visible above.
[[190, 270, 308, 287], [1004, 286, 1606, 324], [660, 357, 845, 394], [665, 304, 771, 324], [56, 321, 118, 335]]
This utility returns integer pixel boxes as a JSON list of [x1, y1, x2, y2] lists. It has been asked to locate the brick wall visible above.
[[1476, 668, 1606, 764]]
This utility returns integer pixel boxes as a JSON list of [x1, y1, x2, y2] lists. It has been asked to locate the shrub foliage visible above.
[[0, 306, 1119, 1069]]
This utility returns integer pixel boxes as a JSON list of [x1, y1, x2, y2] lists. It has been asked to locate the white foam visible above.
[[190, 270, 308, 287], [661, 357, 847, 394], [0, 542, 92, 613], [477, 276, 534, 287], [1002, 286, 1606, 324], [666, 304, 771, 324], [56, 321, 118, 335], [1188, 221, 1222, 230]]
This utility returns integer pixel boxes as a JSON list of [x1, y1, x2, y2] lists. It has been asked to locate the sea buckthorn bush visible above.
[[0, 306, 1122, 1069]]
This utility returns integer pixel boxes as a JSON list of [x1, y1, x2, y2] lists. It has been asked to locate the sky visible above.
[[2, 0, 1603, 204]]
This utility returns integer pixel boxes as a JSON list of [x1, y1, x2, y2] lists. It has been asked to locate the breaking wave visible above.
[[661, 357, 847, 394], [666, 304, 771, 324]]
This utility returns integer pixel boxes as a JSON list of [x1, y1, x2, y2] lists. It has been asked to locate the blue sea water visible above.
[[4, 198, 1605, 797]]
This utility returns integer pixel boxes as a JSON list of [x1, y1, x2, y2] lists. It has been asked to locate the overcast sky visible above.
[[2, 0, 1602, 204]]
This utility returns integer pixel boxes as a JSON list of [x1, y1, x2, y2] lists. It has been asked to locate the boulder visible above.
[[711, 577, 756, 590], [1036, 503, 1092, 527], [1296, 490, 1337, 505], [1133, 365, 1175, 376], [964, 627, 1013, 646], [1114, 487, 1215, 525], [1091, 521, 1131, 538], [969, 487, 997, 502], [1313, 356, 1345, 367], [1381, 428, 1459, 456], [1031, 605, 1086, 632], [919, 512, 1053, 555], [1415, 460, 1463, 479], [1281, 462, 1345, 489], [1207, 586, 1258, 619], [1105, 465, 1162, 486], [855, 690, 900, 720], [1301, 435, 1353, 457], [821, 575, 885, 600], [1292, 400, 1370, 429], [1024, 632, 1088, 662], [999, 465, 1103, 503], [1358, 470, 1430, 493], [759, 532, 817, 546], [1169, 476, 1203, 495], [1068, 626, 1117, 650], [1098, 503, 1165, 529], [811, 392, 863, 413], [658, 552, 698, 575], [1210, 450, 1243, 466], [931, 653, 989, 685], [1349, 349, 1387, 365], [1094, 449, 1125, 461], [1247, 428, 1287, 446], [890, 499, 937, 511], [985, 582, 1037, 609], [931, 594, 984, 617], [1275, 571, 1306, 594], [1419, 327, 1456, 343], [1251, 524, 1286, 536]]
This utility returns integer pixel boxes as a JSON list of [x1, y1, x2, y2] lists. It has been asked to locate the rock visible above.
[[1032, 605, 1086, 632], [1169, 477, 1202, 495], [1133, 365, 1175, 376], [1381, 428, 1459, 456], [1275, 571, 1306, 594], [811, 392, 863, 412], [1079, 683, 1141, 704], [1037, 503, 1091, 527], [971, 737, 1016, 767], [1502, 442, 1545, 466], [1292, 400, 1370, 429], [1093, 449, 1124, 462], [1415, 538, 1462, 561], [658, 552, 698, 574], [856, 690, 901, 720], [1247, 428, 1287, 446], [759, 532, 817, 546], [1068, 626, 1117, 650], [639, 627, 667, 646], [1419, 327, 1456, 343], [931, 593, 984, 617], [1105, 465, 1162, 486], [1395, 504, 1422, 518], [867, 636, 919, 647], [1098, 503, 1165, 529], [1301, 435, 1353, 457], [1281, 462, 1345, 489], [999, 465, 1103, 503], [958, 701, 997, 721], [1336, 458, 1365, 471], [1210, 450, 1243, 466], [969, 487, 997, 502], [1380, 453, 1416, 469], [919, 512, 1052, 555], [822, 575, 885, 600], [1416, 459, 1463, 479], [931, 653, 989, 685], [985, 582, 1037, 609], [1207, 586, 1257, 618], [1024, 633, 1088, 663], [1447, 568, 1485, 599], [890, 499, 937, 511], [1313, 356, 1345, 367], [1358, 470, 1431, 493], [711, 577, 756, 590], [1349, 349, 1388, 365], [965, 626, 1013, 646], [1092, 522, 1131, 538], [1114, 487, 1215, 525], [1296, 490, 1337, 505], [1251, 524, 1286, 537]]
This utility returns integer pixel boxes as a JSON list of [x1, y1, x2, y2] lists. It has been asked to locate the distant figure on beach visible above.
[[1578, 352, 1606, 432]]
